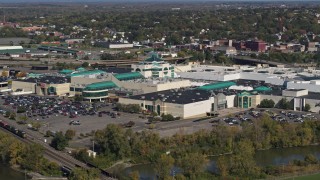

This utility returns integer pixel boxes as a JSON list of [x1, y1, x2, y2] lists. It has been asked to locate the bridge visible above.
[[233, 56, 286, 67]]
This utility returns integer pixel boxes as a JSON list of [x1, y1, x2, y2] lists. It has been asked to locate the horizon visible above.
[[0, 0, 319, 3]]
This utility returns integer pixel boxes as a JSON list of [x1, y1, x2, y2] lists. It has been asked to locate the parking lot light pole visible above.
[[92, 140, 95, 152]]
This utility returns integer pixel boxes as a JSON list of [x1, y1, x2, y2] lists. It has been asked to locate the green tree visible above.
[[259, 99, 275, 108], [94, 124, 131, 159], [65, 129, 76, 140], [50, 132, 69, 151], [20, 144, 44, 172], [216, 155, 229, 177], [69, 167, 100, 180], [177, 152, 207, 176], [277, 98, 291, 110], [82, 62, 89, 68], [154, 154, 175, 179], [304, 104, 311, 112], [229, 140, 260, 178]]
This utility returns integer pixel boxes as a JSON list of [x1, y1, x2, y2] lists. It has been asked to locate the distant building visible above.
[[245, 40, 266, 52], [95, 41, 133, 49], [131, 53, 174, 78]]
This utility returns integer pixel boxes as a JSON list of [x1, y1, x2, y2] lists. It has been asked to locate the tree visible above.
[[216, 155, 229, 177], [69, 167, 100, 180], [129, 171, 140, 180], [83, 55, 90, 60], [304, 154, 318, 165], [20, 144, 44, 172], [304, 104, 311, 112], [277, 98, 291, 110], [94, 124, 131, 159], [154, 154, 175, 179], [65, 129, 76, 140], [259, 99, 275, 108], [177, 51, 186, 58], [161, 114, 174, 121], [82, 62, 89, 68], [51, 132, 69, 151], [18, 116, 28, 124], [177, 152, 207, 176], [229, 140, 260, 178]]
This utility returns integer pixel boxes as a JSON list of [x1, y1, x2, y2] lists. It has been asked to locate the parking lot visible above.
[[207, 108, 320, 128], [1, 95, 320, 141], [0, 95, 148, 136]]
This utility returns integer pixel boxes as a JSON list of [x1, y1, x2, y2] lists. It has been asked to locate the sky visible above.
[[0, 0, 317, 2]]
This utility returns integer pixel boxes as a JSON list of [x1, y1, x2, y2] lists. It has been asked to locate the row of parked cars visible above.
[[1, 95, 111, 120]]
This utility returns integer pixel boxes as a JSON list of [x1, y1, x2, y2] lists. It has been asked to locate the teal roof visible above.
[[144, 53, 163, 62], [84, 81, 117, 91], [198, 81, 236, 91], [69, 70, 105, 77], [238, 91, 253, 97], [28, 73, 43, 78], [60, 69, 74, 74], [76, 67, 86, 72], [114, 72, 144, 81], [0, 48, 41, 54], [254, 86, 272, 92]]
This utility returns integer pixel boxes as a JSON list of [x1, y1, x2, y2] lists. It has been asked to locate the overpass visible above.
[[38, 46, 79, 55], [233, 56, 286, 67]]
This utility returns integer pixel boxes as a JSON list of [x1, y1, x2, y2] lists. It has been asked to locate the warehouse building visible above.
[[119, 81, 238, 119], [11, 76, 70, 96]]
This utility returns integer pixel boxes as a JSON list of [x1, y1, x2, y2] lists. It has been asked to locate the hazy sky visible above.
[[0, 0, 317, 2]]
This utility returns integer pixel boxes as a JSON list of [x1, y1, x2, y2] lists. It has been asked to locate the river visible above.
[[0, 163, 25, 180], [119, 145, 320, 179]]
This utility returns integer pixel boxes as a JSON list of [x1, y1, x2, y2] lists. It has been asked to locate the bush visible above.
[[50, 132, 69, 151], [304, 104, 311, 112], [161, 114, 175, 121], [116, 103, 141, 113], [259, 99, 275, 108]]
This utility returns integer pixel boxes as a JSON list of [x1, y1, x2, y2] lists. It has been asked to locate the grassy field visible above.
[[285, 173, 320, 180]]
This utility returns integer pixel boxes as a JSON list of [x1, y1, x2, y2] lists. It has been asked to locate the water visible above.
[[0, 163, 25, 180], [120, 145, 320, 179]]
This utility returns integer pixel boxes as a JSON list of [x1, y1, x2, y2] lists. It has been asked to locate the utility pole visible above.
[[92, 140, 95, 152]]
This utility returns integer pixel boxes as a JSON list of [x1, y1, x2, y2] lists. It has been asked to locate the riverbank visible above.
[[113, 145, 320, 179]]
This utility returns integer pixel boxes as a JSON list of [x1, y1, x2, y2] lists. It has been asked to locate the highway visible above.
[[0, 119, 116, 180]]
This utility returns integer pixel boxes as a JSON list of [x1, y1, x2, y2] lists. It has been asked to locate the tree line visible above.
[[70, 114, 320, 179]]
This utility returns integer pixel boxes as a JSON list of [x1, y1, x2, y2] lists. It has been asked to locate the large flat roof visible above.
[[128, 89, 212, 104], [15, 76, 70, 84]]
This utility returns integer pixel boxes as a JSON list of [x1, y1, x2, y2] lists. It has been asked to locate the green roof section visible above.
[[238, 91, 253, 97], [76, 67, 86, 72], [69, 70, 105, 77], [114, 72, 144, 81], [60, 69, 74, 74], [0, 48, 43, 54], [198, 81, 236, 91], [254, 86, 272, 92], [144, 53, 163, 62], [28, 73, 43, 78], [84, 81, 117, 91]]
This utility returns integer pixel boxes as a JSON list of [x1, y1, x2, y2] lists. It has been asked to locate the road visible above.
[[0, 118, 116, 180]]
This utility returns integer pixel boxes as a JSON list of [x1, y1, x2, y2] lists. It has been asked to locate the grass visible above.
[[285, 173, 320, 180]]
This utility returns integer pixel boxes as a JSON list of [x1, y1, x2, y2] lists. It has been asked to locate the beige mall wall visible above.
[[11, 81, 35, 92], [52, 83, 71, 96]]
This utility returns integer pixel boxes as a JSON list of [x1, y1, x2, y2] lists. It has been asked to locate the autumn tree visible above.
[[154, 154, 175, 179]]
